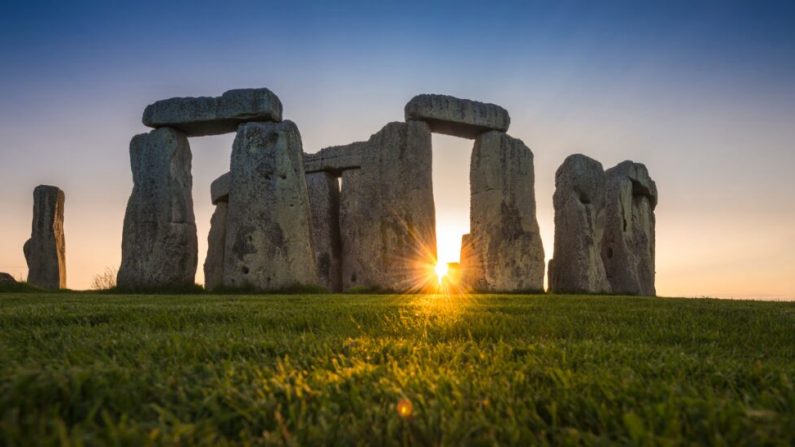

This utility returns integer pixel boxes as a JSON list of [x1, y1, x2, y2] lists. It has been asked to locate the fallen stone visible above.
[[549, 154, 611, 294], [404, 94, 510, 139], [306, 172, 342, 292], [23, 185, 66, 290], [0, 272, 17, 285], [339, 121, 437, 291], [117, 127, 197, 290], [304, 142, 365, 174], [142, 88, 283, 137], [223, 121, 319, 290], [203, 202, 227, 291], [468, 131, 544, 292], [601, 161, 658, 296], [210, 172, 231, 205]]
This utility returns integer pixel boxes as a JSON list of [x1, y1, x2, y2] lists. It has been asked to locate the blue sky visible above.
[[1, 0, 794, 297]]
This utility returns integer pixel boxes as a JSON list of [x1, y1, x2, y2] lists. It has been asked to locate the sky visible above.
[[0, 0, 793, 299]]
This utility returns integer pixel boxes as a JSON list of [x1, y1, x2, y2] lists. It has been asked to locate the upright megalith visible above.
[[223, 121, 319, 290], [204, 203, 227, 291], [549, 155, 610, 294], [143, 88, 283, 137], [23, 185, 66, 289], [306, 172, 342, 292], [467, 131, 544, 292], [204, 173, 230, 292], [458, 233, 474, 290], [602, 161, 658, 296], [339, 121, 437, 291], [117, 127, 197, 290], [405, 94, 510, 139]]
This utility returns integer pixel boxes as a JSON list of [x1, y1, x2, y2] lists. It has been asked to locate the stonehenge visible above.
[[117, 128, 197, 290], [305, 94, 541, 293], [122, 88, 320, 292], [549, 156, 657, 296], [115, 87, 655, 295], [23, 185, 66, 289]]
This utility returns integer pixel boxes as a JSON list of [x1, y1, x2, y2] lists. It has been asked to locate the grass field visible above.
[[0, 293, 793, 445]]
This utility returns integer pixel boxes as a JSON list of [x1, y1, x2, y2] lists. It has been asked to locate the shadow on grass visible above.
[[0, 281, 44, 293], [107, 283, 333, 295]]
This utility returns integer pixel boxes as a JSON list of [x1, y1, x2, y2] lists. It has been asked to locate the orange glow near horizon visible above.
[[435, 224, 467, 265], [435, 262, 448, 284]]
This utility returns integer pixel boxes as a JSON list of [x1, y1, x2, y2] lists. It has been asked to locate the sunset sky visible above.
[[0, 1, 793, 298]]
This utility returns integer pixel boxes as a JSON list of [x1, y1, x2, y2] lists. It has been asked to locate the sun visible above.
[[435, 262, 449, 284]]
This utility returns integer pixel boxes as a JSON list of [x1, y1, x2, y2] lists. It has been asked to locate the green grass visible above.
[[0, 293, 793, 446]]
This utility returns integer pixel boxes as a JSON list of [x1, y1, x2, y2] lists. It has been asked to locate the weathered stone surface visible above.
[[210, 172, 231, 205], [203, 202, 227, 291], [457, 233, 475, 290], [549, 154, 611, 294], [223, 121, 319, 290], [468, 131, 544, 291], [117, 128, 197, 290], [601, 161, 657, 296], [306, 172, 342, 292], [204, 173, 230, 291], [0, 272, 17, 285], [340, 121, 437, 291], [23, 185, 66, 289], [142, 88, 283, 137], [304, 142, 365, 174], [404, 94, 510, 139]]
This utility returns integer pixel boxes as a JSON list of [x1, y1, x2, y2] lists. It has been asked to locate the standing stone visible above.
[[468, 131, 544, 292], [204, 173, 230, 291], [549, 154, 611, 294], [601, 161, 657, 296], [458, 233, 474, 290], [339, 121, 437, 292], [23, 185, 66, 289], [117, 127, 197, 290], [223, 121, 319, 290], [306, 172, 342, 292], [204, 203, 227, 291]]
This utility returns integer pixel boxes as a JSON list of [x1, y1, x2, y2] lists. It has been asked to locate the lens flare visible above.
[[397, 398, 413, 418], [435, 262, 448, 284]]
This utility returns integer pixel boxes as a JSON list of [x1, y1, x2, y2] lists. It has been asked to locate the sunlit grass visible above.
[[0, 293, 793, 444]]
